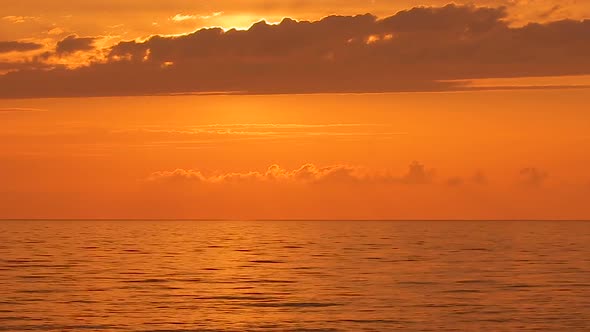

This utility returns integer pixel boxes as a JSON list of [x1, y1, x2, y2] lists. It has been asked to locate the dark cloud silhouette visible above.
[[0, 41, 43, 53], [1, 4, 589, 98], [55, 35, 97, 55]]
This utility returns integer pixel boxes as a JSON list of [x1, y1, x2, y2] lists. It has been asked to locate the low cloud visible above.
[[146, 163, 512, 194], [472, 170, 488, 185], [148, 164, 372, 185], [147, 162, 440, 186], [400, 161, 434, 184], [519, 167, 548, 187], [446, 176, 465, 187], [446, 171, 488, 187]]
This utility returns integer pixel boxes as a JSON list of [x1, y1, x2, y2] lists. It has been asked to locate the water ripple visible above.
[[0, 220, 589, 331]]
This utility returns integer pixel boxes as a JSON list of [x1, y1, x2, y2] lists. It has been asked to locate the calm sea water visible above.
[[0, 220, 589, 331]]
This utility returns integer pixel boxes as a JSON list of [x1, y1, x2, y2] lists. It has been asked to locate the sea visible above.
[[1, 220, 589, 331]]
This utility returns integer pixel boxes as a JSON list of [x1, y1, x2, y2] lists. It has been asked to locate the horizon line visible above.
[[1, 219, 589, 222], [3, 84, 590, 101]]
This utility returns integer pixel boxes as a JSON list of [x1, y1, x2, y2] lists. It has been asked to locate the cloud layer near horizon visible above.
[[147, 162, 438, 186], [3, 161, 588, 220], [1, 4, 589, 98]]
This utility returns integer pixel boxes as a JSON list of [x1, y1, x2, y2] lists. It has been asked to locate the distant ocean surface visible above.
[[1, 220, 589, 331]]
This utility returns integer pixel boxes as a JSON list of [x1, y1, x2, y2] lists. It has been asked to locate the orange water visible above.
[[1, 220, 589, 331]]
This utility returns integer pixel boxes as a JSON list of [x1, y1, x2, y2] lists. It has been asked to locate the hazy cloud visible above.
[[446, 171, 488, 186], [148, 164, 370, 185], [472, 170, 488, 185], [401, 161, 435, 184], [519, 167, 548, 187], [446, 177, 465, 187], [147, 162, 441, 186]]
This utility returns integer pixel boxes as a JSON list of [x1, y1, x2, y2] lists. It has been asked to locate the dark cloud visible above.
[[55, 35, 97, 55], [0, 41, 43, 53], [1, 4, 589, 98]]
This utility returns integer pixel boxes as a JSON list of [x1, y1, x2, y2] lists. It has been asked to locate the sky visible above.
[[1, 1, 589, 219]]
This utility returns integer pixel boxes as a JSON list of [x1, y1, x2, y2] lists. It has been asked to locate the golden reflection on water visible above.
[[1, 220, 589, 331]]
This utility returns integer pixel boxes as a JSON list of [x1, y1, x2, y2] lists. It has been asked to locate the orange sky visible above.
[[2, 1, 589, 43], [1, 90, 589, 219], [1, 2, 589, 219]]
